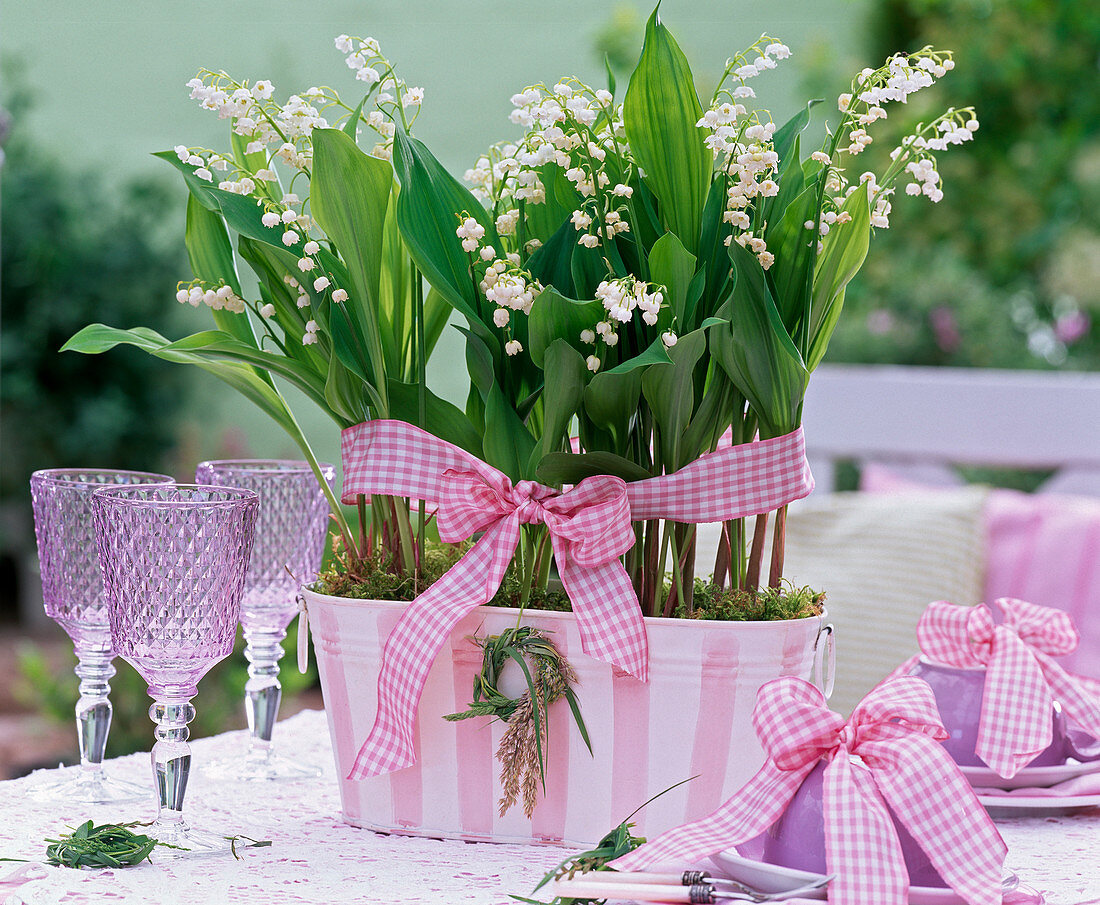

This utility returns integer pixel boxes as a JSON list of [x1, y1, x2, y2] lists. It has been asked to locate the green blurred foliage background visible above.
[[824, 0, 1100, 369]]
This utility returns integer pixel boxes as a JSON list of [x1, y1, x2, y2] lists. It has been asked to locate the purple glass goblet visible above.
[[93, 484, 258, 856], [193, 459, 333, 781], [29, 468, 174, 804]]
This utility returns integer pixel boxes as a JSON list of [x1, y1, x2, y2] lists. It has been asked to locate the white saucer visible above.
[[978, 792, 1100, 817], [708, 849, 1040, 905], [960, 757, 1100, 791], [708, 849, 825, 898]]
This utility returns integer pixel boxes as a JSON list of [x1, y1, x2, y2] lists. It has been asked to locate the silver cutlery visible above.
[[548, 872, 832, 903]]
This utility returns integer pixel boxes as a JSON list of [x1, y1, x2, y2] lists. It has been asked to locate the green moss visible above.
[[313, 539, 572, 612], [674, 580, 825, 622], [314, 540, 822, 622]]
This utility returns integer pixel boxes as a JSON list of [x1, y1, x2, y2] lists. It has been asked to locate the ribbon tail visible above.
[[611, 762, 809, 872], [867, 734, 1005, 905], [1032, 648, 1100, 738], [556, 546, 648, 681], [978, 629, 1055, 777], [824, 756, 909, 905], [346, 517, 519, 780]]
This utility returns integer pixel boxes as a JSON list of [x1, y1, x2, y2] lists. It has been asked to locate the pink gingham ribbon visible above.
[[613, 677, 1005, 905], [340, 419, 814, 779], [914, 598, 1100, 777]]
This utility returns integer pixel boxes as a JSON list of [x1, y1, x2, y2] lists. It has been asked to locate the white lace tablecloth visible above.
[[1, 709, 1097, 904]]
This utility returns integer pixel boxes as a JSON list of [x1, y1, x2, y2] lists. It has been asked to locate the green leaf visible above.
[[623, 7, 711, 254], [311, 129, 392, 313], [763, 134, 806, 246], [641, 328, 706, 470], [483, 384, 537, 483], [310, 128, 393, 407], [185, 195, 241, 295], [184, 196, 267, 350], [323, 353, 366, 425], [61, 324, 179, 356], [696, 175, 732, 315], [526, 216, 581, 295], [376, 191, 412, 379], [583, 367, 643, 453], [711, 242, 809, 438], [767, 178, 821, 342], [535, 340, 589, 466], [807, 187, 871, 370], [647, 232, 697, 327], [527, 286, 602, 368], [536, 450, 653, 485], [604, 335, 673, 374], [562, 686, 593, 754], [523, 165, 580, 246], [569, 236, 607, 300], [387, 378, 484, 457], [391, 126, 497, 328], [456, 324, 498, 399], [681, 366, 737, 461]]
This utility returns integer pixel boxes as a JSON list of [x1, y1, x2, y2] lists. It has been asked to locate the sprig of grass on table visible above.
[[1, 820, 271, 869], [512, 777, 696, 904]]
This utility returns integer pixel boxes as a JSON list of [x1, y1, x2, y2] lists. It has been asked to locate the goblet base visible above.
[[203, 748, 322, 783], [145, 821, 238, 858], [27, 768, 148, 805]]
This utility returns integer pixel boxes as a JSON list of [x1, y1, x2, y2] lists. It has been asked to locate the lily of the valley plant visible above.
[[66, 7, 976, 616]]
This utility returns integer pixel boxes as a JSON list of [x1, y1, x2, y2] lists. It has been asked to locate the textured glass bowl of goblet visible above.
[[29, 467, 174, 804], [93, 483, 258, 856], [194, 459, 334, 781]]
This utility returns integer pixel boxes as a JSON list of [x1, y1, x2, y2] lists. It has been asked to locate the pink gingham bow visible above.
[[613, 677, 1006, 905], [340, 419, 814, 778], [916, 597, 1100, 777]]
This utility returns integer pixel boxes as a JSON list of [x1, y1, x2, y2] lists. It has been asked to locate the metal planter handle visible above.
[[813, 622, 836, 700]]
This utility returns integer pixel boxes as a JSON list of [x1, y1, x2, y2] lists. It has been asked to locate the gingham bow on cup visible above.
[[339, 419, 814, 779], [612, 677, 1006, 905], [914, 597, 1100, 777]]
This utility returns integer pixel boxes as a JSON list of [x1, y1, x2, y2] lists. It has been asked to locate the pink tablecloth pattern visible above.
[[0, 709, 1097, 905]]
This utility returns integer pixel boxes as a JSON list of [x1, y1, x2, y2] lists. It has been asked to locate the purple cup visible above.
[[909, 659, 1066, 768], [755, 760, 947, 888]]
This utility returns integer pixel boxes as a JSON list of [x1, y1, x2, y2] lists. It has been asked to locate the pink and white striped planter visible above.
[[305, 588, 832, 847]]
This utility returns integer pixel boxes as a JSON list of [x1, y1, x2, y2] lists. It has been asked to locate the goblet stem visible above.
[[150, 696, 195, 830], [74, 645, 115, 775], [243, 625, 285, 759]]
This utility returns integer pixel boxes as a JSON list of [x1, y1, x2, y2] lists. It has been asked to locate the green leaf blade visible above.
[[623, 9, 712, 255]]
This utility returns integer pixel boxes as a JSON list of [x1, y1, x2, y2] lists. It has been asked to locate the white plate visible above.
[[978, 792, 1100, 817], [708, 849, 1038, 905], [961, 758, 1100, 791]]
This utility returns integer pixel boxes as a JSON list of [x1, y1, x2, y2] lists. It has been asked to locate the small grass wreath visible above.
[[445, 625, 591, 817]]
